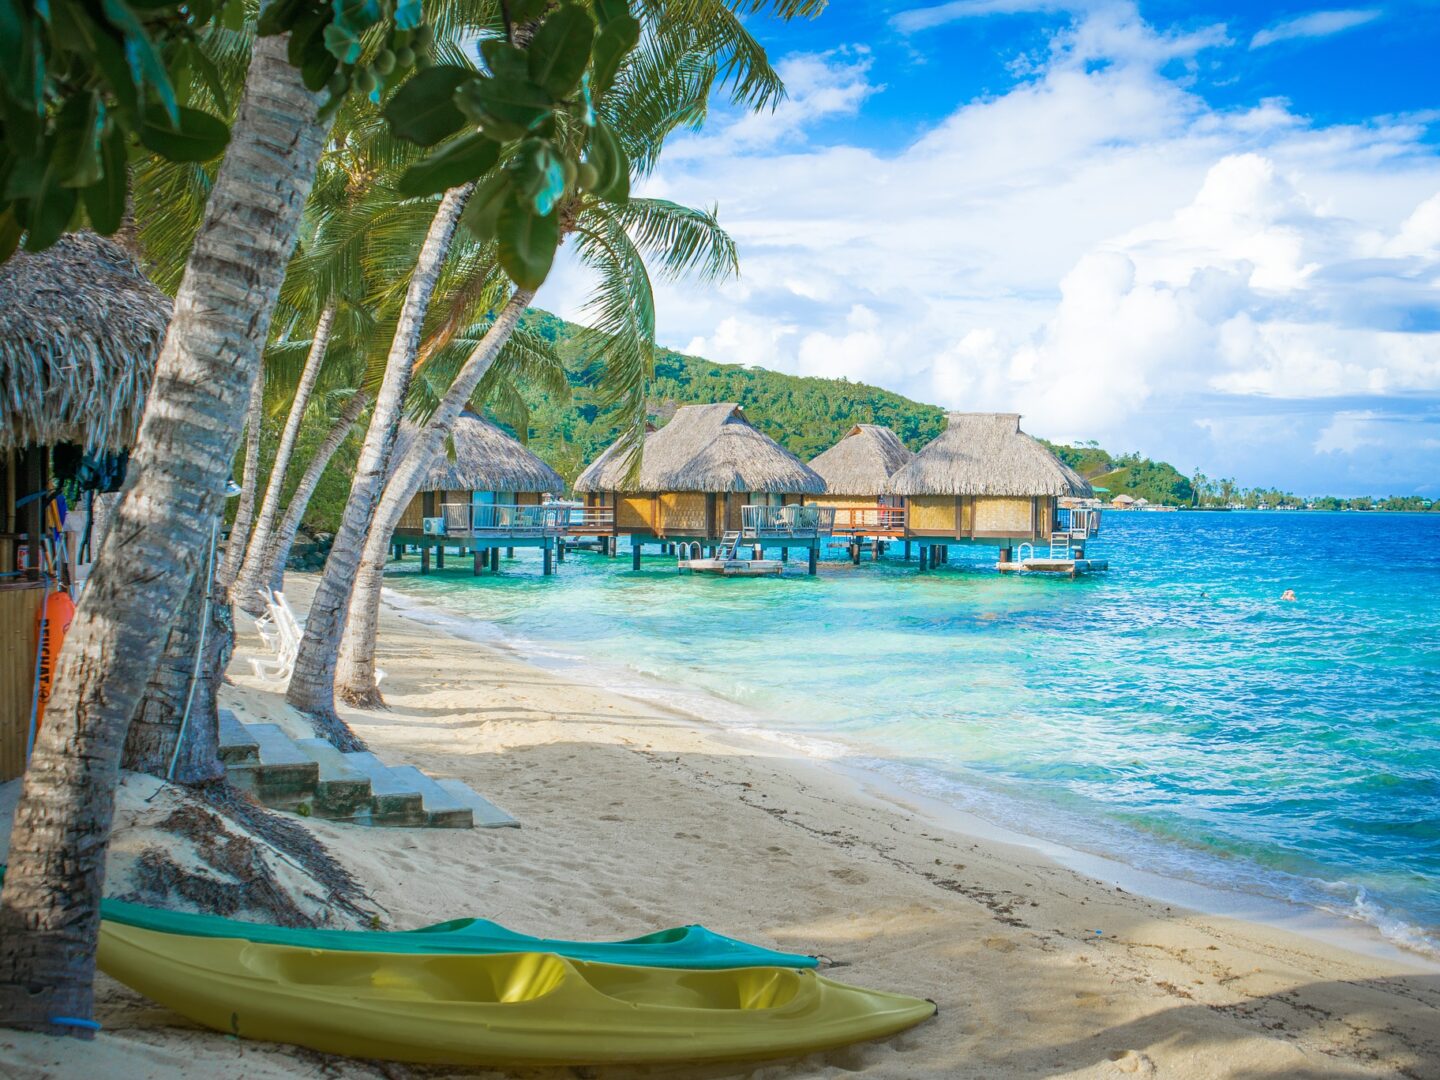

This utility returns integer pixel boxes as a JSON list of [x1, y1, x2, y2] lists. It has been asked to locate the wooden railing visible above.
[[829, 506, 907, 534], [553, 506, 615, 532], [1055, 507, 1101, 539], [740, 504, 835, 539], [441, 503, 559, 536]]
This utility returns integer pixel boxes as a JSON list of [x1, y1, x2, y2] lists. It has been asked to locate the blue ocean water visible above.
[[382, 512, 1440, 956]]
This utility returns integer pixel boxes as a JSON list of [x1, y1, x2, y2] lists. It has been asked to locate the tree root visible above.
[[303, 707, 369, 753], [198, 782, 373, 923], [110, 782, 377, 929], [336, 683, 387, 710]]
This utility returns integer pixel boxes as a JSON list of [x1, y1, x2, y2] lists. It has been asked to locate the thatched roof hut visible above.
[[809, 424, 913, 497], [574, 403, 824, 495], [886, 413, 1091, 498], [0, 232, 170, 452], [402, 411, 565, 494]]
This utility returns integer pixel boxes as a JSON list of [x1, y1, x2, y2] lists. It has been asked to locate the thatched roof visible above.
[[402, 411, 565, 494], [808, 424, 914, 496], [0, 232, 170, 452], [574, 403, 824, 494], [886, 413, 1092, 498]]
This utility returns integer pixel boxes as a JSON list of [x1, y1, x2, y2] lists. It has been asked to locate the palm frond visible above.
[[608, 198, 737, 283]]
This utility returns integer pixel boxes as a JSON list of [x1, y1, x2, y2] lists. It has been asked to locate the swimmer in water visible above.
[[1281, 589, 1297, 602]]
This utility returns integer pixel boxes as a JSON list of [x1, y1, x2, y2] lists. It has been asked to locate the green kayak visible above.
[[100, 895, 819, 970]]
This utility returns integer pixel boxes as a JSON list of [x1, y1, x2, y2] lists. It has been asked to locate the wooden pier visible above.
[[996, 556, 1109, 577]]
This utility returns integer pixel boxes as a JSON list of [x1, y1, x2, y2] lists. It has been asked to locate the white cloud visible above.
[[891, 0, 1064, 35], [1315, 410, 1387, 453], [666, 49, 878, 162], [1251, 9, 1382, 50], [543, 1, 1440, 493]]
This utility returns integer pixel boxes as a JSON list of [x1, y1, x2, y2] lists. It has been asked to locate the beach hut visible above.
[[573, 403, 831, 573], [390, 411, 567, 574], [1111, 493, 1136, 509], [806, 424, 912, 554], [0, 232, 170, 779], [885, 413, 1101, 573]]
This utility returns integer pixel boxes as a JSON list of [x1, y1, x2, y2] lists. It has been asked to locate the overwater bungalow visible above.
[[806, 424, 913, 560], [885, 413, 1104, 575], [573, 403, 832, 573], [0, 233, 169, 780], [391, 411, 567, 575]]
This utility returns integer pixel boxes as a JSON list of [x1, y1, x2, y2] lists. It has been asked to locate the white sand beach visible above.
[[3, 573, 1438, 1079]]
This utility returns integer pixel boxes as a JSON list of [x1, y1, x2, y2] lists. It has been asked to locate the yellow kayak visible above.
[[99, 922, 935, 1067]]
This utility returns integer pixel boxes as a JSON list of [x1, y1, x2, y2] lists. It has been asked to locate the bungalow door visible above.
[[471, 489, 495, 531]]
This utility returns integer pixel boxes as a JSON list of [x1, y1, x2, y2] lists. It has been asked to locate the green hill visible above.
[[516, 310, 948, 483], [289, 311, 1432, 532], [1038, 441, 1194, 505]]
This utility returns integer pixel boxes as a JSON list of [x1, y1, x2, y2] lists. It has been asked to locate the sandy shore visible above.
[[4, 573, 1439, 1079]]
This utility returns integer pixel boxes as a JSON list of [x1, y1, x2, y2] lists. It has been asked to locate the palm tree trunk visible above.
[[0, 34, 327, 1034], [258, 390, 368, 596], [335, 288, 532, 706], [233, 306, 335, 616], [285, 185, 472, 740], [121, 537, 227, 784], [220, 371, 266, 587]]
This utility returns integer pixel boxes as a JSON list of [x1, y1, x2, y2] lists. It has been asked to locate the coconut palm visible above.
[[294, 1, 788, 723], [0, 33, 331, 1032], [335, 196, 738, 706]]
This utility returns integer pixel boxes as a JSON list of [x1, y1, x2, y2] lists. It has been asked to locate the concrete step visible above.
[[217, 709, 259, 766], [293, 738, 375, 820], [341, 751, 428, 827], [226, 723, 318, 811], [387, 765, 475, 829], [433, 778, 519, 829]]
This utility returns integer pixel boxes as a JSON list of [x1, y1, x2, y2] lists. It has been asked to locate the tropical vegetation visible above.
[[0, 0, 822, 1036]]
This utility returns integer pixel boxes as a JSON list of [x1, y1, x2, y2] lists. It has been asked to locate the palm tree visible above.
[[231, 305, 337, 612], [295, 1, 789, 723], [0, 33, 330, 1032], [336, 198, 738, 705]]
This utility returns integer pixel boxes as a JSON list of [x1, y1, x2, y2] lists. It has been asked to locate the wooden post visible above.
[[851, 542, 860, 566], [543, 542, 554, 576], [918, 545, 927, 572], [490, 547, 500, 572], [999, 546, 1012, 565], [903, 540, 911, 561], [420, 545, 430, 574], [557, 540, 565, 563], [436, 545, 444, 570], [632, 541, 642, 571], [473, 551, 482, 575], [506, 547, 514, 558], [753, 544, 763, 560], [808, 545, 818, 576], [781, 547, 788, 563]]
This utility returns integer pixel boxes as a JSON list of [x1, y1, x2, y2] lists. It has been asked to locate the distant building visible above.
[[1111, 494, 1136, 509]]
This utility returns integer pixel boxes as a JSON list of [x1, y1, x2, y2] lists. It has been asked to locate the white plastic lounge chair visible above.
[[249, 592, 301, 684]]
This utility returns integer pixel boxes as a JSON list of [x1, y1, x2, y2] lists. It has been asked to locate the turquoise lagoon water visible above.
[[382, 512, 1440, 956]]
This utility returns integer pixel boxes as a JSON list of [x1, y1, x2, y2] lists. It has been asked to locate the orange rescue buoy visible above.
[[35, 591, 76, 731]]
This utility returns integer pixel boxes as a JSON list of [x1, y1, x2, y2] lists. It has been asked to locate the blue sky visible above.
[[551, 2, 1440, 496]]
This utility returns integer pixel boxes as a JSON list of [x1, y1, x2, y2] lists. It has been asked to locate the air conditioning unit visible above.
[[422, 517, 446, 536]]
